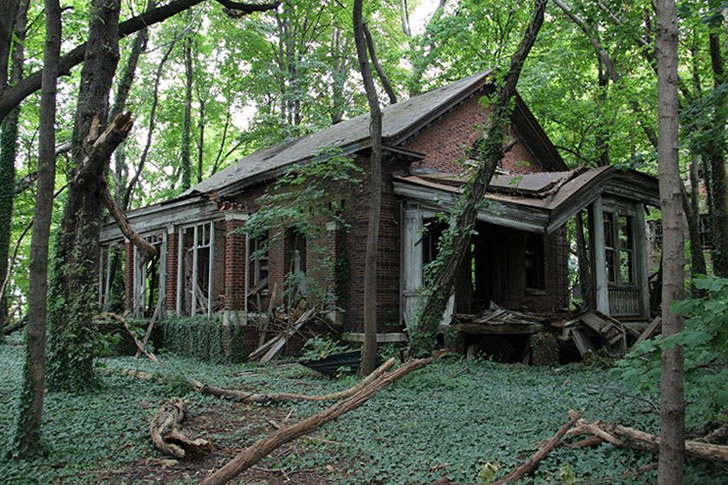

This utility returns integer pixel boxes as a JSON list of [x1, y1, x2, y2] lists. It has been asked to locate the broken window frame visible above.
[[98, 241, 126, 312], [132, 233, 165, 318], [176, 220, 217, 318], [603, 211, 636, 286]]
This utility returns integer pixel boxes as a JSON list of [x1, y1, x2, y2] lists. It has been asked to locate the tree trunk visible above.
[[353, 0, 382, 376], [47, 0, 124, 392], [707, 26, 728, 277], [11, 0, 61, 457], [410, 0, 547, 356], [656, 0, 686, 482], [180, 35, 193, 190], [0, 0, 29, 339]]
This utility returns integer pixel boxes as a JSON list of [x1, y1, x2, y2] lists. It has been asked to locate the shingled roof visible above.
[[185, 71, 492, 197]]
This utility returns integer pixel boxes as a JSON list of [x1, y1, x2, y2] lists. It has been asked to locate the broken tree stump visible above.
[[199, 357, 433, 485], [150, 398, 213, 459]]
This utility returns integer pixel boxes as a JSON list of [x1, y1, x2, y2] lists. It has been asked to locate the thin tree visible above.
[[181, 33, 193, 190], [409, 0, 547, 356], [0, 0, 29, 339], [11, 0, 62, 457], [656, 0, 685, 482], [353, 0, 381, 375]]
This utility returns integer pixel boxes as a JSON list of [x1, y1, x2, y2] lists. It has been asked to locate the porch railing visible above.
[[608, 286, 641, 317]]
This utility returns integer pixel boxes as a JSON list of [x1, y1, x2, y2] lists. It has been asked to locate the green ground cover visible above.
[[1, 336, 726, 484]]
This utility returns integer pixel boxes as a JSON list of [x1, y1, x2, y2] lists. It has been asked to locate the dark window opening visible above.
[[251, 234, 269, 285], [604, 212, 634, 285], [525, 234, 545, 291]]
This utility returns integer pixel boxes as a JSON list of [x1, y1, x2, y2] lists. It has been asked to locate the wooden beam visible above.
[[633, 202, 650, 319], [589, 196, 609, 314], [208, 221, 215, 319], [176, 227, 184, 316], [453, 322, 544, 335], [192, 225, 199, 317]]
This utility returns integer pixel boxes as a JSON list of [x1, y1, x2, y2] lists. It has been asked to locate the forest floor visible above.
[[1, 335, 727, 484]]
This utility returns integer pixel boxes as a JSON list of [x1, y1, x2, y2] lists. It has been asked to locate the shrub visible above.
[[614, 275, 728, 426], [160, 315, 247, 363]]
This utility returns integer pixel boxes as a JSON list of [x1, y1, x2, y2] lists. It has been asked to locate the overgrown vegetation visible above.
[[616, 275, 728, 426], [244, 147, 362, 309], [160, 315, 247, 363], [1, 337, 726, 483]]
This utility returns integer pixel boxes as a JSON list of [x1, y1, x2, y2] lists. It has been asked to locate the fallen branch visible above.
[[199, 357, 433, 485], [568, 417, 728, 462], [101, 312, 160, 363], [192, 357, 396, 403], [150, 398, 213, 459], [491, 409, 584, 485]]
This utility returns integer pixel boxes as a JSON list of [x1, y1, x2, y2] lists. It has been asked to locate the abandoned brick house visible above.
[[99, 71, 660, 350]]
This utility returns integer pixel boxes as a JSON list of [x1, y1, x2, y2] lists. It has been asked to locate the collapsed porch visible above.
[[395, 166, 660, 359]]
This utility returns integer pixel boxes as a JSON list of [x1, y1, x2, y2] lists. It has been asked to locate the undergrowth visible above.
[[1, 335, 726, 484]]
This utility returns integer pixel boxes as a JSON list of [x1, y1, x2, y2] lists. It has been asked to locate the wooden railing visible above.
[[608, 286, 641, 317]]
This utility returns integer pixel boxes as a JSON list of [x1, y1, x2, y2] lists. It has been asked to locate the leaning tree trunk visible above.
[[656, 0, 686, 482], [409, 0, 547, 356], [353, 0, 382, 376], [0, 0, 30, 339], [46, 0, 124, 392], [12, 0, 61, 457]]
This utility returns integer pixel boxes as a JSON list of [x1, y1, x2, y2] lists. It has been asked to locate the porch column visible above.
[[589, 196, 609, 314], [401, 203, 423, 329], [165, 226, 177, 313], [124, 240, 134, 312], [223, 210, 248, 325], [633, 203, 650, 319]]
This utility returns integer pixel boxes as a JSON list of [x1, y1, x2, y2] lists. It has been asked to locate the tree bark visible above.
[[363, 24, 397, 105], [706, 23, 728, 277], [180, 35, 193, 190], [0, 0, 29, 339], [410, 0, 547, 356], [656, 0, 686, 482], [47, 0, 124, 392], [199, 357, 433, 485], [354, 0, 382, 376], [11, 0, 61, 457], [150, 398, 212, 459]]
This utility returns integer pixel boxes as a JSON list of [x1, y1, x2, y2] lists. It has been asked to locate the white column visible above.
[[191, 225, 199, 317], [176, 228, 184, 316], [208, 221, 215, 319], [633, 203, 650, 319], [590, 196, 609, 314], [401, 203, 424, 329]]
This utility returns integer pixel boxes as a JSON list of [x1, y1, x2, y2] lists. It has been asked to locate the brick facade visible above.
[[403, 94, 545, 175], [224, 216, 246, 311]]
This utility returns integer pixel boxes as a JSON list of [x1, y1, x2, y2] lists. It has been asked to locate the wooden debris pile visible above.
[[452, 302, 664, 361], [248, 299, 338, 363]]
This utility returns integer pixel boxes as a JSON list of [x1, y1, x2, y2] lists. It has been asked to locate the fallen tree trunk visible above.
[[491, 409, 584, 485], [568, 417, 728, 462], [192, 357, 395, 403], [199, 357, 433, 485], [150, 398, 213, 459]]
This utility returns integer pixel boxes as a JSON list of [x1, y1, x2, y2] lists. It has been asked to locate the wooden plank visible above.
[[571, 327, 596, 356], [260, 308, 316, 363], [191, 225, 199, 317], [341, 332, 409, 343], [580, 312, 607, 334], [633, 316, 662, 347], [589, 197, 610, 315], [453, 322, 544, 335]]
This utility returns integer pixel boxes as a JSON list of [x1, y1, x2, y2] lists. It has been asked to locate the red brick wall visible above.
[[403, 94, 543, 175], [224, 218, 246, 311], [124, 241, 134, 311], [343, 155, 404, 333], [166, 233, 178, 312]]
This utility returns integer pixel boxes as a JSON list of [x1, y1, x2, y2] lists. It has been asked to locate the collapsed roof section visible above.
[[393, 166, 660, 234]]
